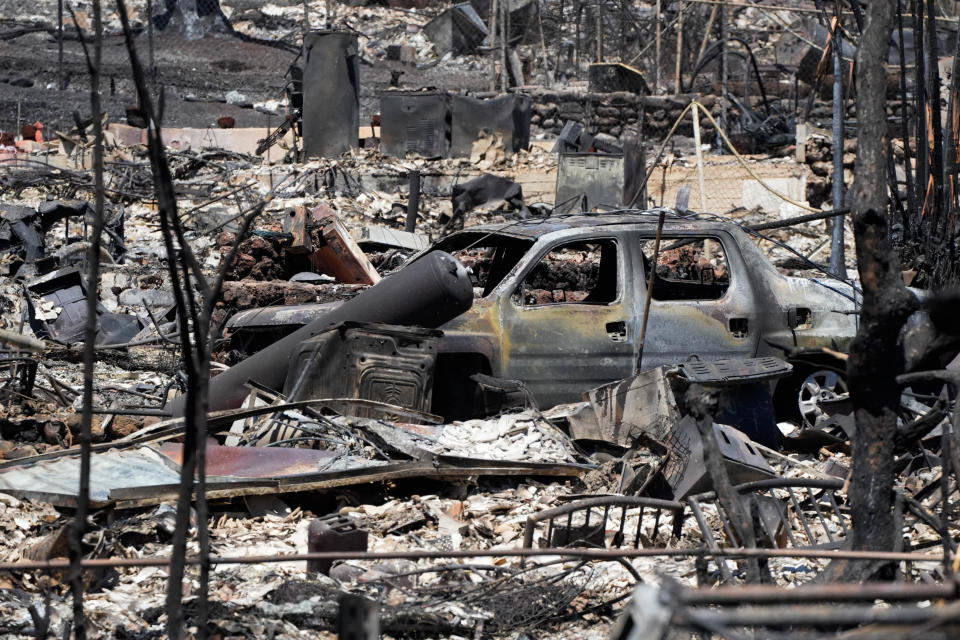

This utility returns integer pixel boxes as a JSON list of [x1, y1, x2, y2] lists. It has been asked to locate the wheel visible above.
[[773, 361, 848, 429], [796, 369, 849, 428]]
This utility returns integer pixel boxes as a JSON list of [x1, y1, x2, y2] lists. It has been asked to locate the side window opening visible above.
[[640, 236, 730, 301], [436, 234, 533, 299], [513, 239, 619, 306]]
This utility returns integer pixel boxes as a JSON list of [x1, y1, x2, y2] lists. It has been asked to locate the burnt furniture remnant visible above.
[[293, 31, 359, 158], [379, 91, 531, 159]]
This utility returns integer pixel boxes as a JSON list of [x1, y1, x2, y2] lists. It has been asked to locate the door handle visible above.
[[606, 321, 627, 342]]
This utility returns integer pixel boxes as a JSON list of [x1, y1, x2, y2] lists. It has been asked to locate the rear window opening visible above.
[[640, 236, 730, 301]]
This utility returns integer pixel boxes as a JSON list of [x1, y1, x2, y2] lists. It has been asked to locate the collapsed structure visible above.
[[1, 0, 960, 638]]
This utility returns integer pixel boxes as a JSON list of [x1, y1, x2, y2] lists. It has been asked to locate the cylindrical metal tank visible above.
[[170, 250, 474, 415]]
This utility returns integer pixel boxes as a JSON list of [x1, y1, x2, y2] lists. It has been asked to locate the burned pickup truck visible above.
[[223, 211, 860, 422]]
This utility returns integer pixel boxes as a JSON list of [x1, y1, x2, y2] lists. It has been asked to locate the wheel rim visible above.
[[798, 369, 849, 428]]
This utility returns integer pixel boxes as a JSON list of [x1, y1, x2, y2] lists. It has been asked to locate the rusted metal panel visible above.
[[0, 440, 587, 509], [0, 447, 184, 508], [157, 442, 341, 478], [109, 457, 588, 509]]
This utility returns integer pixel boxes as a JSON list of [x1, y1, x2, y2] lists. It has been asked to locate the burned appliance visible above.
[[292, 31, 359, 158], [380, 91, 531, 159], [284, 321, 443, 418], [662, 416, 775, 499], [380, 91, 448, 158], [554, 143, 646, 213], [422, 3, 488, 56], [449, 93, 531, 157]]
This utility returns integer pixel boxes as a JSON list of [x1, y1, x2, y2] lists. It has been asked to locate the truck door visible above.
[[499, 236, 638, 408], [633, 231, 760, 370]]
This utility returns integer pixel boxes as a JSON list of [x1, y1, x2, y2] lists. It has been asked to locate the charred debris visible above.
[[3, 0, 960, 638]]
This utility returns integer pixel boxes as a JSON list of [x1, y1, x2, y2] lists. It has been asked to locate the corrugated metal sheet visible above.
[[0, 447, 181, 508]]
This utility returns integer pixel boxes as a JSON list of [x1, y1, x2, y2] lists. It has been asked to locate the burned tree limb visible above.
[[684, 384, 769, 584], [66, 3, 103, 638], [844, 0, 918, 570], [893, 402, 949, 451], [116, 2, 208, 635]]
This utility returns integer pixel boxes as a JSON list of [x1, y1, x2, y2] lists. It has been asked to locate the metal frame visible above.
[[687, 478, 849, 582], [522, 495, 686, 552], [0, 355, 38, 401]]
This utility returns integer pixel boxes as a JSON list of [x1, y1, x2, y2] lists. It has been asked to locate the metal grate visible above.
[[687, 478, 850, 582], [523, 496, 686, 552]]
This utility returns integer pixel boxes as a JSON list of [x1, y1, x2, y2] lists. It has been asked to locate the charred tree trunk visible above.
[[844, 0, 918, 569], [684, 385, 770, 584], [67, 3, 103, 637]]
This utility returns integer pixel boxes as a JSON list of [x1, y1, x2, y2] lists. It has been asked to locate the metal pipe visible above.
[[635, 211, 666, 373], [681, 580, 959, 606], [717, 1, 728, 150], [57, 0, 64, 94], [499, 0, 507, 92], [405, 170, 420, 233], [747, 208, 849, 231], [169, 250, 474, 416], [829, 14, 846, 278], [654, 0, 661, 91], [683, 604, 953, 628], [148, 0, 155, 84], [675, 1, 684, 95], [0, 546, 945, 574]]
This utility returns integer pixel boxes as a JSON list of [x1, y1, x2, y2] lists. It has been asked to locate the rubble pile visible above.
[[2, 0, 960, 638]]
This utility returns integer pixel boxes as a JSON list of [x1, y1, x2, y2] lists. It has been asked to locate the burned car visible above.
[[224, 211, 861, 422]]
